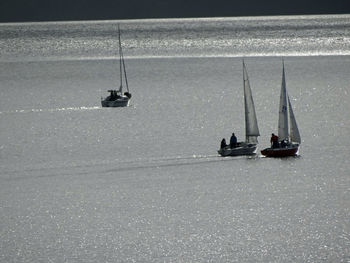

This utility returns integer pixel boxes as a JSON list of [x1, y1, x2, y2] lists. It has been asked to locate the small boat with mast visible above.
[[261, 61, 301, 157], [101, 25, 131, 107], [218, 60, 260, 156]]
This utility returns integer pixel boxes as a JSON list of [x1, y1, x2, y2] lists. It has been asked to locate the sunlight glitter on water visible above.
[[1, 15, 350, 62], [1, 16, 350, 263], [0, 106, 102, 114]]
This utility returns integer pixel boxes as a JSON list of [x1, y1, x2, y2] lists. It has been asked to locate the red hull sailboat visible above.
[[261, 61, 301, 158], [261, 144, 299, 157]]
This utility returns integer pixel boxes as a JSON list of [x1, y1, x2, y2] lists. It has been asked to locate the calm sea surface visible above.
[[0, 15, 349, 262]]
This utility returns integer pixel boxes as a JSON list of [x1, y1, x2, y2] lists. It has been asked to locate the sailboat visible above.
[[218, 60, 260, 156], [101, 25, 131, 107], [261, 61, 301, 157]]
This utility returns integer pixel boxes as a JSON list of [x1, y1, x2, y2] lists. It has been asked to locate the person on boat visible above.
[[230, 133, 237, 148], [124, 92, 132, 98], [220, 138, 227, 149], [109, 90, 116, 100], [115, 87, 123, 99], [270, 133, 279, 148]]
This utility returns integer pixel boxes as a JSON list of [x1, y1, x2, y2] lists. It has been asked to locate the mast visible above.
[[118, 25, 123, 93], [243, 60, 260, 144], [278, 60, 289, 142]]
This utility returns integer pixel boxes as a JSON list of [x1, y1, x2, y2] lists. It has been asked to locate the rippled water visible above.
[[0, 16, 349, 262], [1, 14, 350, 61]]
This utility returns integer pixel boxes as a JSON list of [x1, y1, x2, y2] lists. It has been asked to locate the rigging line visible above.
[[118, 25, 123, 90], [120, 42, 129, 92], [119, 29, 129, 93]]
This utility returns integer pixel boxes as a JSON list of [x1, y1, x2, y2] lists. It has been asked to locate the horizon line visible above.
[[1, 13, 349, 26]]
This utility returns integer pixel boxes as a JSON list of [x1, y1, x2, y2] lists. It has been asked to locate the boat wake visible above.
[[0, 106, 102, 115], [3, 153, 254, 181], [93, 153, 258, 175], [101, 154, 226, 174]]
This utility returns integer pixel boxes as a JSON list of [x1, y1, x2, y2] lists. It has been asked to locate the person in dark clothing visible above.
[[110, 90, 117, 100], [270, 133, 279, 148], [220, 138, 227, 149], [230, 133, 237, 148]]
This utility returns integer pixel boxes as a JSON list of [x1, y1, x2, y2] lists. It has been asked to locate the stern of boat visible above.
[[218, 143, 257, 157], [261, 144, 299, 157]]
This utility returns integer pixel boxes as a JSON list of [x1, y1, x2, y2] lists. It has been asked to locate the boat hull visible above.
[[101, 97, 130, 107], [218, 143, 257, 157], [261, 144, 299, 157]]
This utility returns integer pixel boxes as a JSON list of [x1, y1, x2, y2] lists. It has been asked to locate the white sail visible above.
[[288, 95, 301, 144], [278, 62, 289, 142], [243, 61, 260, 144], [118, 25, 129, 93], [118, 25, 124, 93]]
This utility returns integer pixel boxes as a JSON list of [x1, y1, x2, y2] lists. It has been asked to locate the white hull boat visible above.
[[218, 60, 260, 157], [101, 25, 131, 108], [218, 142, 257, 156], [101, 95, 130, 107]]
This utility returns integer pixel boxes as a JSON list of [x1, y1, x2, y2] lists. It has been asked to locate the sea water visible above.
[[0, 15, 349, 262]]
